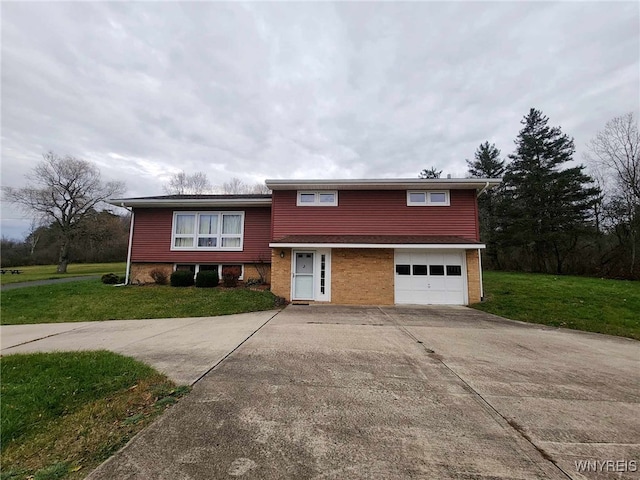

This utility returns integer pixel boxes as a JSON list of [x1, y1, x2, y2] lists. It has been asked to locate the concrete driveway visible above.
[[1, 311, 279, 385], [77, 305, 640, 480], [3, 307, 638, 478]]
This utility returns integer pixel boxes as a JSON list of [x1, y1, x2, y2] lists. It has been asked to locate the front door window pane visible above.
[[296, 253, 314, 274]]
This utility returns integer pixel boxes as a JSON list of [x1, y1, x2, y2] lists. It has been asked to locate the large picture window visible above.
[[171, 212, 244, 250]]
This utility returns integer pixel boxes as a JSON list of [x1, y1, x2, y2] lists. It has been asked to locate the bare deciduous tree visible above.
[[587, 113, 640, 201], [586, 113, 640, 275], [221, 177, 270, 194], [163, 171, 212, 195], [2, 152, 125, 273]]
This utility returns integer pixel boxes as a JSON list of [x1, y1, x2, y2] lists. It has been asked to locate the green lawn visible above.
[[1, 281, 278, 325], [0, 262, 126, 285], [473, 271, 640, 340], [1, 351, 188, 480]]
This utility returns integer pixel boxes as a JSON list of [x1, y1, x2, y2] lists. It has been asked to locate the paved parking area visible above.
[[82, 305, 639, 480]]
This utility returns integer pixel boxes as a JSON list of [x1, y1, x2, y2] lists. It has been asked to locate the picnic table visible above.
[[0, 269, 23, 274]]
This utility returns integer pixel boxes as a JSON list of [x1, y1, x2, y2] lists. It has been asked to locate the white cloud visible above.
[[1, 1, 638, 239]]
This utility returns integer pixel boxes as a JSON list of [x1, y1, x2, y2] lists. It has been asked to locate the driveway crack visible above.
[[190, 309, 282, 386]]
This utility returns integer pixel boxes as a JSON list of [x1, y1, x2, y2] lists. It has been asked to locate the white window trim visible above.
[[296, 190, 338, 206], [174, 264, 245, 280], [407, 190, 450, 206], [171, 211, 244, 251]]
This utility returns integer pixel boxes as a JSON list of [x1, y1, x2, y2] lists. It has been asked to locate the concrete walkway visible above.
[[84, 305, 639, 480], [1, 311, 279, 385]]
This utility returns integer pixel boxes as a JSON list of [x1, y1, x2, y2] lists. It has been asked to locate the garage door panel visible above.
[[394, 249, 466, 305]]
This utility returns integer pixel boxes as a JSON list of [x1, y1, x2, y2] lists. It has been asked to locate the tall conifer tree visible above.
[[499, 108, 599, 273], [467, 142, 505, 268]]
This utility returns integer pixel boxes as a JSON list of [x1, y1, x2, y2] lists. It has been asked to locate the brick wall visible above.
[[270, 248, 292, 299], [466, 249, 481, 304], [130, 262, 271, 285], [131, 263, 173, 284], [332, 248, 394, 305]]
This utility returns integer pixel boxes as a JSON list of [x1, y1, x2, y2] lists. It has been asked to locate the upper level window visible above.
[[407, 190, 450, 206], [172, 211, 244, 250], [297, 191, 338, 206]]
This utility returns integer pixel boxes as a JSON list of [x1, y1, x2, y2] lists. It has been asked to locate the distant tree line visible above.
[[462, 108, 639, 280], [1, 210, 130, 268]]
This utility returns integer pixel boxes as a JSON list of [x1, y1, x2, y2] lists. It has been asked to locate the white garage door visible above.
[[394, 250, 466, 305]]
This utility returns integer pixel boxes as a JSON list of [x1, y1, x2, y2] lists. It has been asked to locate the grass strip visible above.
[[472, 271, 640, 340], [1, 282, 278, 325], [1, 351, 189, 480]]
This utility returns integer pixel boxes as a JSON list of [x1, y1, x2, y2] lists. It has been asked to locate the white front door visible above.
[[293, 252, 315, 300]]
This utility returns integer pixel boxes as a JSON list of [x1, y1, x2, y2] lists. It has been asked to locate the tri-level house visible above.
[[111, 178, 500, 306]]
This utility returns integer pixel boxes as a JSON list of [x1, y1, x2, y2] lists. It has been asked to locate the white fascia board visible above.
[[109, 198, 272, 208], [269, 243, 486, 249], [265, 178, 501, 191]]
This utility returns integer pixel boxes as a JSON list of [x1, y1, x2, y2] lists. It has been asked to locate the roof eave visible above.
[[108, 198, 273, 208], [265, 178, 502, 190], [269, 242, 485, 249]]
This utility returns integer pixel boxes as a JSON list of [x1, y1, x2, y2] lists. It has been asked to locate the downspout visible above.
[[477, 181, 490, 197], [478, 247, 484, 301], [477, 183, 489, 301], [124, 205, 134, 285]]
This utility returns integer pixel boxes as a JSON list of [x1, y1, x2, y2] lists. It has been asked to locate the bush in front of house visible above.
[[170, 270, 195, 287], [150, 268, 169, 285], [222, 266, 241, 288], [244, 278, 262, 287], [195, 270, 219, 288], [101, 273, 120, 284]]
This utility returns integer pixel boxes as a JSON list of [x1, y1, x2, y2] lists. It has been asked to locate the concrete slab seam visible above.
[[1, 323, 95, 352], [190, 310, 282, 386], [376, 307, 573, 480]]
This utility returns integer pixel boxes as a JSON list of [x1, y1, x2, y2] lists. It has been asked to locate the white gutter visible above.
[[266, 178, 502, 191], [109, 197, 272, 208], [124, 207, 134, 285], [269, 242, 486, 249]]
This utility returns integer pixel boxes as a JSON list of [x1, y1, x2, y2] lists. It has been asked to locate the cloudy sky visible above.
[[1, 1, 638, 239]]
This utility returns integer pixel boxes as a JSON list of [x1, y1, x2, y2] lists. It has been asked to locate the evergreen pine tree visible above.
[[418, 167, 442, 179], [467, 141, 505, 179], [498, 108, 600, 273], [466, 142, 505, 268]]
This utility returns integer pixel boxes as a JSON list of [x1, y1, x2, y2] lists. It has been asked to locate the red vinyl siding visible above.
[[272, 190, 479, 241], [131, 207, 272, 263]]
